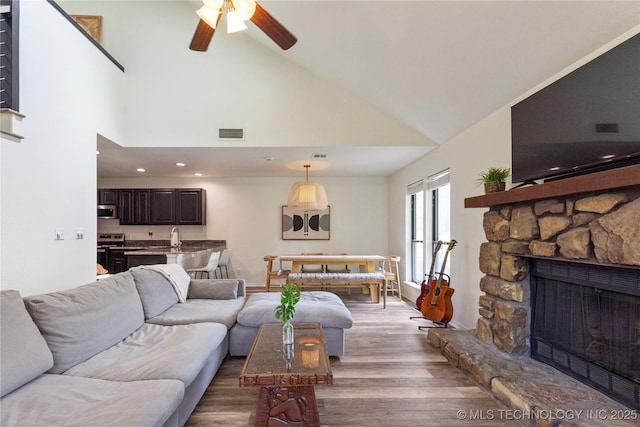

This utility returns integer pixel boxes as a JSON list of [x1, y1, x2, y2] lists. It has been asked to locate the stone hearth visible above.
[[428, 328, 637, 427]]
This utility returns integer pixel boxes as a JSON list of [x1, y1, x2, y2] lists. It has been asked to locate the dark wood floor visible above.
[[186, 290, 524, 426]]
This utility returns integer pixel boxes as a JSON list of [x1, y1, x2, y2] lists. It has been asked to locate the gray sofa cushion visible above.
[[23, 272, 144, 374], [0, 290, 53, 397], [130, 268, 179, 319], [64, 322, 227, 386], [147, 297, 246, 329], [237, 291, 353, 329], [0, 374, 184, 427], [188, 279, 239, 299]]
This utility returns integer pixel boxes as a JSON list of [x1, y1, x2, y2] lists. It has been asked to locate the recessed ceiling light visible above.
[[137, 168, 146, 173], [194, 172, 202, 177], [96, 150, 100, 155], [176, 162, 186, 167], [549, 167, 560, 171], [264, 156, 275, 161], [601, 154, 615, 159]]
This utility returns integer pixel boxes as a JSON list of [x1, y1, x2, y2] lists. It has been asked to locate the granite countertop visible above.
[[122, 240, 226, 256]]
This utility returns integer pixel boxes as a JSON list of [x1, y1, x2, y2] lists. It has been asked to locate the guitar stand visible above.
[[418, 321, 449, 330], [409, 309, 450, 330]]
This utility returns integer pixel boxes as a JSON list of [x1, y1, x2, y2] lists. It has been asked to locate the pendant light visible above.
[[287, 165, 329, 211]]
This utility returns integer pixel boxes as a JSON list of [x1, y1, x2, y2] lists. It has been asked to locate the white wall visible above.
[[389, 111, 510, 330], [388, 27, 640, 330], [97, 176, 388, 286], [0, 0, 124, 295]]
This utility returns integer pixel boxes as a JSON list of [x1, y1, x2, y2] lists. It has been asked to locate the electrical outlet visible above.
[[75, 228, 84, 240], [55, 228, 64, 240]]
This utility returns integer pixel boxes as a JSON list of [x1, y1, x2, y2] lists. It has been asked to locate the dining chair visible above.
[[382, 256, 402, 301], [324, 253, 351, 273], [300, 253, 325, 273], [264, 255, 291, 291]]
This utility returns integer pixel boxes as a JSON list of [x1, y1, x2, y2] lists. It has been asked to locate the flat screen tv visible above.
[[511, 33, 640, 184]]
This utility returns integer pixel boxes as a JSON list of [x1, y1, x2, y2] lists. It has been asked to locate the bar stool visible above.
[[215, 249, 231, 278], [187, 251, 220, 279], [382, 256, 402, 301]]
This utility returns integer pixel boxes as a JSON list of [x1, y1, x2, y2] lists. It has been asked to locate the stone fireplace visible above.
[[465, 165, 640, 410]]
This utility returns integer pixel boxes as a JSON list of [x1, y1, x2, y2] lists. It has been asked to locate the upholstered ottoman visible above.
[[229, 291, 353, 357]]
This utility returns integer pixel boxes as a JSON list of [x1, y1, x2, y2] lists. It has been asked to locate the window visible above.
[[410, 189, 424, 282], [407, 170, 450, 283]]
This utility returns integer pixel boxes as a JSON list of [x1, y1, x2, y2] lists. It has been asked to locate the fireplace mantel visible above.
[[465, 164, 640, 208]]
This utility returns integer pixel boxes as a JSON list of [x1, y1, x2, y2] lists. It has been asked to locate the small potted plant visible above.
[[275, 282, 301, 344], [479, 167, 510, 194]]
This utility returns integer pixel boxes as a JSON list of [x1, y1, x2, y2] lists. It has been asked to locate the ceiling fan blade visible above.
[[250, 2, 297, 50], [189, 13, 222, 52], [189, 19, 215, 51]]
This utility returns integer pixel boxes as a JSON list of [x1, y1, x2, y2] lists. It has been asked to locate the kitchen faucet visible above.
[[170, 227, 180, 248]]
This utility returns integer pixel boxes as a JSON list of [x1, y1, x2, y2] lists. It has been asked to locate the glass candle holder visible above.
[[299, 337, 320, 369]]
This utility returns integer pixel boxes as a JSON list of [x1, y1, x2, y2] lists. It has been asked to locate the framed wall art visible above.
[[70, 15, 103, 44], [282, 206, 330, 240]]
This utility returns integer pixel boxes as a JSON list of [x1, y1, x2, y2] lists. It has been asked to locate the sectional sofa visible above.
[[1, 264, 356, 427], [0, 265, 246, 427]]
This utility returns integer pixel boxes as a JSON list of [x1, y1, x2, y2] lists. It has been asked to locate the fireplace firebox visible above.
[[530, 258, 639, 409]]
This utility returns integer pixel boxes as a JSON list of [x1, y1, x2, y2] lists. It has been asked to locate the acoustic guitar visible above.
[[415, 241, 443, 310], [421, 240, 457, 323]]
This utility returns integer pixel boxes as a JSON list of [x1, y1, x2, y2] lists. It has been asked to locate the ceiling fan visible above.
[[189, 0, 297, 52]]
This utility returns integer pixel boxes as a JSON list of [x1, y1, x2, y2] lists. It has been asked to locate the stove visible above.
[[97, 234, 126, 273], [97, 233, 125, 247]]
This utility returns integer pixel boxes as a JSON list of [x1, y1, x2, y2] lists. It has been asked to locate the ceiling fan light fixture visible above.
[[287, 165, 329, 211], [231, 0, 256, 21], [196, 4, 221, 29], [226, 0, 248, 33]]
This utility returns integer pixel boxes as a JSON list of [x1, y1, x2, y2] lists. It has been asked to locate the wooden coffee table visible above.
[[239, 323, 333, 427]]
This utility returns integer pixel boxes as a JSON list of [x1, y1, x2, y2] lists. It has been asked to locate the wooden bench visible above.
[[287, 272, 388, 307]]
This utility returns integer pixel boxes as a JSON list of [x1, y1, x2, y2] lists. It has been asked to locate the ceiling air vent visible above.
[[313, 153, 327, 158], [218, 128, 245, 140]]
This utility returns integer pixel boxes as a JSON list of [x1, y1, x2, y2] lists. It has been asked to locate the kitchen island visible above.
[[124, 240, 226, 270]]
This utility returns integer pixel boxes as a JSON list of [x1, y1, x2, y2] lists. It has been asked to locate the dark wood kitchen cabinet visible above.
[[118, 189, 151, 225], [98, 189, 119, 205], [150, 189, 176, 225], [100, 188, 206, 225], [134, 189, 151, 224], [118, 190, 134, 225], [176, 189, 206, 225]]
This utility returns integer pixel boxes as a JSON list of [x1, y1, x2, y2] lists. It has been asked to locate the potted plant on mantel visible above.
[[275, 282, 301, 344], [479, 167, 510, 194]]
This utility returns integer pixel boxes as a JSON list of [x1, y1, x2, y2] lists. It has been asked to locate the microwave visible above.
[[97, 205, 118, 219]]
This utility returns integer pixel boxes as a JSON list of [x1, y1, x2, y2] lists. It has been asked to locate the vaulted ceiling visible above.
[[78, 1, 640, 178]]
